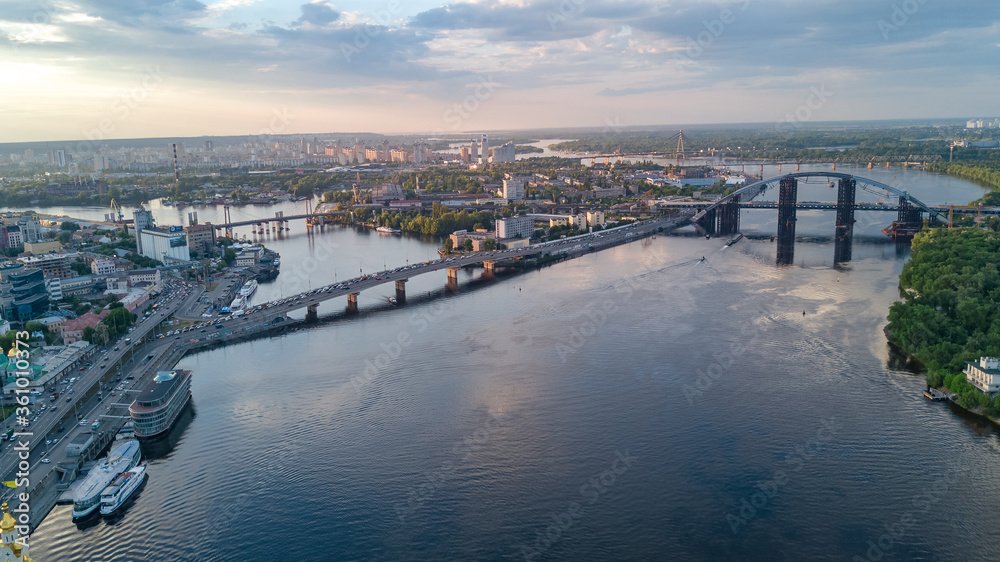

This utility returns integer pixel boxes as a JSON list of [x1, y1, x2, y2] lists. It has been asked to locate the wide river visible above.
[[17, 164, 1000, 561]]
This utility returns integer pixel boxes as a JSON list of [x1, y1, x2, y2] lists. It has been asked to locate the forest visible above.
[[886, 227, 1000, 414]]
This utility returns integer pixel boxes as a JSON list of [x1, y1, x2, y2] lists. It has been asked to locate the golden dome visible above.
[[1, 501, 15, 533]]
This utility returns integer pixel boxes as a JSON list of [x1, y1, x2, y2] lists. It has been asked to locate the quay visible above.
[[924, 388, 955, 402]]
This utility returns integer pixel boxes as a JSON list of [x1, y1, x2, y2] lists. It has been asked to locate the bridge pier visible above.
[[446, 267, 460, 292], [305, 304, 318, 322], [482, 260, 496, 276], [717, 194, 741, 235], [776, 177, 798, 265], [346, 293, 359, 314], [834, 178, 856, 263], [395, 279, 407, 304], [697, 208, 717, 237]]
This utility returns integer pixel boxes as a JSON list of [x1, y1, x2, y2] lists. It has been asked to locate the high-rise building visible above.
[[480, 134, 489, 164], [492, 142, 515, 164], [133, 205, 155, 254], [470, 139, 479, 162], [503, 176, 527, 201], [496, 216, 534, 240]]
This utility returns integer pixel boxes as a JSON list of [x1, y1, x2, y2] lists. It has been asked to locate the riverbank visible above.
[[885, 226, 1000, 419]]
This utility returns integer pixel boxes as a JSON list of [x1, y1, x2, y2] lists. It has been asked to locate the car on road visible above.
[[79, 420, 87, 425], [79, 367, 85, 371], [66, 397, 71, 402], [41, 458, 50, 464]]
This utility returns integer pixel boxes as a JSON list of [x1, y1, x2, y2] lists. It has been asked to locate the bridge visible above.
[[686, 172, 982, 265]]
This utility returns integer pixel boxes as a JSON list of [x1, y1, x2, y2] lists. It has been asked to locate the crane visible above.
[[109, 199, 124, 222], [877, 176, 896, 205]]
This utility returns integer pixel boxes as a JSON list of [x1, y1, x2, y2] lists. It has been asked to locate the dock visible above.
[[924, 388, 954, 401]]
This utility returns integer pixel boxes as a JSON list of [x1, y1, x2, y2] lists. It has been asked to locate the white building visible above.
[[6, 226, 22, 248], [503, 176, 527, 201], [45, 277, 62, 300], [17, 217, 41, 243], [965, 357, 1000, 393], [586, 211, 606, 228], [496, 216, 534, 240], [138, 228, 190, 262], [133, 205, 155, 254], [128, 268, 161, 291], [91, 258, 116, 276], [492, 141, 515, 164]]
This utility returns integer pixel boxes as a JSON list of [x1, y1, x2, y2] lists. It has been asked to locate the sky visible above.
[[0, 0, 997, 142]]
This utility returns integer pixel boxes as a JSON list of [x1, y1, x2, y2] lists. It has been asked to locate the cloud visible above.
[[296, 1, 340, 27]]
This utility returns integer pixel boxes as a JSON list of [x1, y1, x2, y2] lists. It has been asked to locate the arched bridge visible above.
[[691, 172, 945, 239]]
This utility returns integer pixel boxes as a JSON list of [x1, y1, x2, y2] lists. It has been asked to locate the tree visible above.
[[60, 221, 80, 231], [443, 238, 454, 254], [463, 239, 474, 252], [484, 239, 497, 251], [223, 248, 237, 267], [58, 231, 73, 244]]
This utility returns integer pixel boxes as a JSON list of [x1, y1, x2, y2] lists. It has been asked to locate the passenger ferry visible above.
[[100, 462, 147, 517], [239, 279, 258, 297], [129, 370, 193, 440], [229, 295, 245, 310], [71, 440, 142, 519]]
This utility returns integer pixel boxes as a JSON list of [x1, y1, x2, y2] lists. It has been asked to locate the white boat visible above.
[[240, 279, 258, 297], [72, 440, 142, 519], [230, 295, 245, 310], [376, 226, 401, 234], [99, 462, 147, 516]]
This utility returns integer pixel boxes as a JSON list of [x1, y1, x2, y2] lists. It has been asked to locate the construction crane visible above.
[[109, 199, 124, 222], [640, 190, 656, 211], [878, 176, 896, 205]]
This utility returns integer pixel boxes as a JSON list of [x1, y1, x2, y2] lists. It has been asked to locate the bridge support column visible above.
[[346, 293, 359, 314], [776, 177, 798, 265], [883, 199, 924, 240], [717, 194, 741, 236], [834, 178, 856, 263], [395, 279, 407, 305], [446, 267, 460, 292], [482, 260, 496, 276], [305, 304, 318, 322], [697, 208, 717, 237]]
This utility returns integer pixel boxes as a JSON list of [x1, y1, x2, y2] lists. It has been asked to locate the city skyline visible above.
[[1, 0, 996, 143]]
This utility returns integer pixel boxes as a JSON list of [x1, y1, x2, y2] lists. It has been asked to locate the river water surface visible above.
[[18, 165, 1000, 561]]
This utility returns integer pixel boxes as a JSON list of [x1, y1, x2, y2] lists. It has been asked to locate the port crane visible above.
[[109, 199, 124, 222]]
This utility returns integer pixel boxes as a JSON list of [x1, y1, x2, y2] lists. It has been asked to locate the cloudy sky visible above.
[[1, 0, 996, 142]]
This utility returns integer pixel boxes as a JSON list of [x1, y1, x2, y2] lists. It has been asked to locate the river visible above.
[[19, 165, 1000, 561]]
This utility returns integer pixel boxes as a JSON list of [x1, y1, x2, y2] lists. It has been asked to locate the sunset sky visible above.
[[1, 0, 996, 142]]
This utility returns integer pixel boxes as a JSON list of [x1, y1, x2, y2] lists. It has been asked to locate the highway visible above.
[[0, 280, 202, 503]]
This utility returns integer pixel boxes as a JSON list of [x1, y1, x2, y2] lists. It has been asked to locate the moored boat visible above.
[[71, 440, 142, 519], [99, 462, 148, 516]]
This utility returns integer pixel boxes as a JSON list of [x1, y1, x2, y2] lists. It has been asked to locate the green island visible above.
[[886, 225, 1000, 416]]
